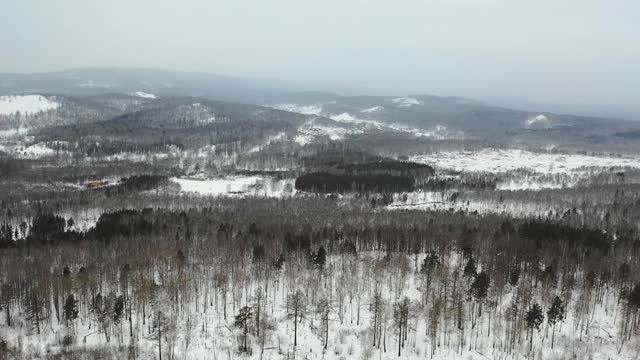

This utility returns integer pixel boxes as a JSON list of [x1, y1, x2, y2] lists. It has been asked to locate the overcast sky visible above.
[[2, 0, 639, 118]]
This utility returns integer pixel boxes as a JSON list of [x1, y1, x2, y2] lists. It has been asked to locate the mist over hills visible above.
[[0, 68, 298, 104]]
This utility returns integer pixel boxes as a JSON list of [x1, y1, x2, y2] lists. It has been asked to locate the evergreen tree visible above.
[[234, 306, 253, 353], [525, 303, 544, 352], [547, 296, 565, 349], [315, 246, 327, 269], [287, 290, 306, 347], [464, 256, 477, 278], [63, 294, 78, 336]]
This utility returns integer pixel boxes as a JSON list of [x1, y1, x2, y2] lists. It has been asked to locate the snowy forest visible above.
[[2, 69, 640, 360]]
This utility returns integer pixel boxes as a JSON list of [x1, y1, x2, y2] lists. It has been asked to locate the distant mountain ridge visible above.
[[0, 67, 300, 104]]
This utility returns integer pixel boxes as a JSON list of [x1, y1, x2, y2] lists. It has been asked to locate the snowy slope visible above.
[[0, 95, 59, 115], [266, 103, 464, 145]]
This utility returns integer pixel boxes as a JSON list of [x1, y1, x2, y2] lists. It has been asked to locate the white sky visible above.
[[1, 0, 639, 118]]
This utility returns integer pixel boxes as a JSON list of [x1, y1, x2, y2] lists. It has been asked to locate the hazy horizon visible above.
[[2, 0, 639, 119]]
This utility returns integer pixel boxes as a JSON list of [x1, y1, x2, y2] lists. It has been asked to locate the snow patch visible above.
[[78, 80, 111, 88], [268, 103, 322, 115], [247, 132, 287, 153], [131, 91, 157, 99], [412, 148, 640, 190], [525, 114, 552, 129], [392, 96, 422, 107], [293, 118, 365, 145], [330, 113, 384, 128], [405, 124, 465, 140], [0, 95, 59, 115], [0, 127, 31, 139], [360, 106, 384, 113], [15, 141, 69, 158], [412, 148, 640, 174], [171, 176, 296, 197]]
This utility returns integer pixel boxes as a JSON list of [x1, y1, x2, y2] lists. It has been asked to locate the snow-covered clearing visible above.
[[0, 95, 59, 115], [409, 148, 640, 192], [413, 149, 640, 175], [14, 141, 70, 159], [392, 97, 422, 107], [270, 103, 322, 115], [171, 176, 296, 197], [131, 91, 157, 99]]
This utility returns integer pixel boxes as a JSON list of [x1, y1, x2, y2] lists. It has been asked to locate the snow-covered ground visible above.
[[360, 105, 383, 113], [392, 96, 422, 107], [171, 176, 296, 197], [0, 127, 31, 139], [265, 102, 465, 144], [388, 149, 640, 216], [388, 191, 557, 219], [525, 114, 552, 129], [270, 103, 322, 115], [294, 118, 364, 145], [410, 148, 640, 192], [247, 132, 287, 153], [0, 95, 59, 115], [330, 112, 383, 127], [1, 251, 634, 360], [78, 80, 111, 88], [266, 103, 465, 146], [131, 91, 157, 99], [13, 141, 70, 159], [413, 149, 640, 175]]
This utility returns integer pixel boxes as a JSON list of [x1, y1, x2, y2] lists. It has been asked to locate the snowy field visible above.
[[171, 176, 296, 197], [412, 149, 640, 174], [412, 149, 640, 191], [0, 95, 59, 115], [387, 149, 640, 215]]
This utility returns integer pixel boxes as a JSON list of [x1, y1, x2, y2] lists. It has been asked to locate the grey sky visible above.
[[2, 0, 639, 118]]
